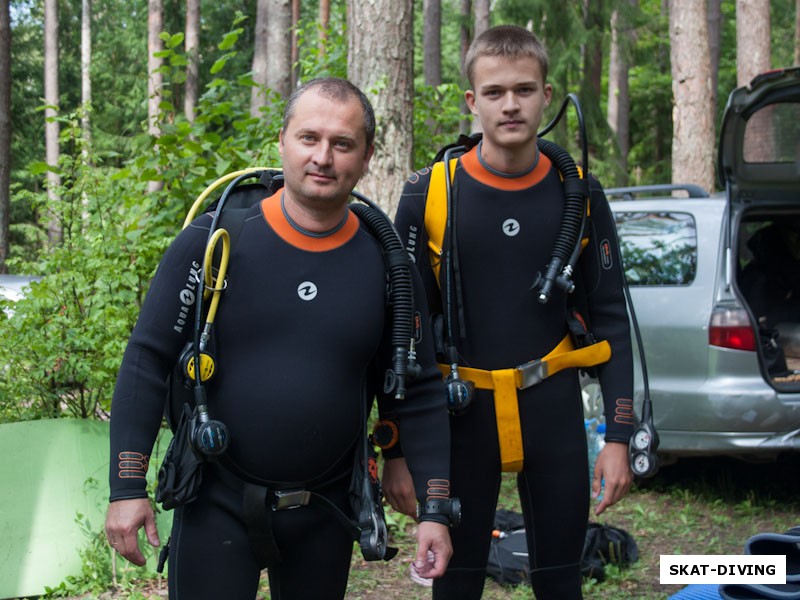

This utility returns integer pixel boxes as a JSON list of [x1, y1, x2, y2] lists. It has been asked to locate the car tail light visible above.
[[708, 307, 756, 351]]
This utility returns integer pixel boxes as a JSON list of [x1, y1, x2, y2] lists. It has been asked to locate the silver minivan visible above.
[[586, 67, 800, 462]]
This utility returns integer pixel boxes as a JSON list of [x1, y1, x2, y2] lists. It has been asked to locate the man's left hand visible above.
[[592, 441, 633, 515], [413, 521, 452, 579]]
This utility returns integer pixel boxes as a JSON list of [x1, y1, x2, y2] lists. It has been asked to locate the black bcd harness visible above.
[[156, 169, 413, 569]]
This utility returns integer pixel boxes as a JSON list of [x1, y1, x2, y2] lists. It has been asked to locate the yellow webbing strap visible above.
[[424, 158, 458, 283], [438, 334, 611, 472]]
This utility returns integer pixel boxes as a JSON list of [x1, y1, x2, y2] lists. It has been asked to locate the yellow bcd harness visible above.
[[423, 157, 611, 472]]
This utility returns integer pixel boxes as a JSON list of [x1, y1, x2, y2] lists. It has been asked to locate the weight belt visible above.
[[439, 334, 611, 472]]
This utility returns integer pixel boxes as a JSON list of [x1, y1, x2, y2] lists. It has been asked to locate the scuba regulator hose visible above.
[[349, 192, 418, 400], [533, 93, 590, 304]]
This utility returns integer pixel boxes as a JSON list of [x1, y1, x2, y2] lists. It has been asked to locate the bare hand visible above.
[[592, 441, 633, 515], [105, 498, 160, 566], [381, 457, 417, 518], [413, 521, 452, 579]]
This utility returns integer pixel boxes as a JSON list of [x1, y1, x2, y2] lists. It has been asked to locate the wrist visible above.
[[417, 497, 461, 527]]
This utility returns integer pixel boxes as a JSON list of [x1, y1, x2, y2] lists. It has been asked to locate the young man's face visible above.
[[279, 88, 373, 209], [465, 55, 552, 158]]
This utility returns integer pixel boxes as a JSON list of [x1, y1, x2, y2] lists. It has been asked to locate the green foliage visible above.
[[42, 478, 163, 599], [295, 11, 349, 81], [2, 17, 282, 422], [411, 83, 465, 170]]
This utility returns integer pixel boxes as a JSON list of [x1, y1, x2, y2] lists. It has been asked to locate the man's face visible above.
[[465, 55, 552, 156], [279, 89, 373, 209]]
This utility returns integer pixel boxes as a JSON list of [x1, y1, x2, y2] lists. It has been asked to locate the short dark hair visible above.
[[465, 25, 549, 88], [283, 77, 376, 150]]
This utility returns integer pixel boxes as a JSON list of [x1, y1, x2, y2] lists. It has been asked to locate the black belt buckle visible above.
[[272, 489, 311, 511]]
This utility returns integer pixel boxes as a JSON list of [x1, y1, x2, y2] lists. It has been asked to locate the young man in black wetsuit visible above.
[[105, 77, 454, 599], [390, 26, 635, 599]]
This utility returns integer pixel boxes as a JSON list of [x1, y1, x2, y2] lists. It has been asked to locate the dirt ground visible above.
[[56, 454, 800, 600]]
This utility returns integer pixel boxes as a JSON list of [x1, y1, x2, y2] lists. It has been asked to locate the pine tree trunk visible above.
[[708, 0, 721, 128], [147, 0, 163, 193], [669, 0, 715, 192], [473, 0, 489, 39], [81, 0, 92, 151], [348, 0, 414, 217], [45, 0, 62, 243], [0, 0, 10, 272], [184, 0, 200, 122], [423, 0, 441, 86], [251, 0, 268, 117], [736, 0, 770, 86], [607, 2, 634, 185], [265, 0, 291, 99], [319, 0, 330, 52]]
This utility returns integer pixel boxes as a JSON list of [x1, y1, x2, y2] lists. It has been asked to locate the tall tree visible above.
[[81, 0, 91, 151], [460, 0, 472, 133], [423, 0, 441, 86], [473, 0, 489, 39], [251, 0, 291, 117], [251, 0, 268, 116], [669, 0, 715, 192], [184, 0, 199, 122], [607, 0, 637, 185], [348, 0, 414, 216], [44, 0, 61, 244], [266, 0, 291, 98], [707, 0, 721, 127], [736, 0, 770, 86], [0, 0, 9, 272], [291, 0, 299, 88], [319, 0, 330, 53], [147, 0, 163, 193]]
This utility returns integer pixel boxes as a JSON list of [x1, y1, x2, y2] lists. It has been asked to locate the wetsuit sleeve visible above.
[[394, 168, 444, 316], [373, 260, 451, 524], [108, 219, 210, 502], [580, 178, 635, 443]]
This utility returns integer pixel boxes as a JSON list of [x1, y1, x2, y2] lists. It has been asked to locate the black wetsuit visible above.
[[109, 191, 451, 599], [395, 145, 634, 599]]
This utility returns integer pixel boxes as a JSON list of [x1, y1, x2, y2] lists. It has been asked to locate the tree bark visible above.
[[81, 0, 92, 151], [736, 0, 770, 86], [147, 0, 163, 193], [473, 0, 489, 39], [348, 0, 414, 217], [423, 0, 441, 86], [250, 0, 268, 117], [251, 0, 291, 116], [607, 0, 636, 185], [707, 0, 721, 128], [184, 0, 200, 122], [319, 0, 330, 52], [460, 0, 472, 133], [45, 0, 61, 243], [0, 0, 9, 272], [266, 0, 291, 99], [291, 0, 299, 89], [669, 0, 715, 192]]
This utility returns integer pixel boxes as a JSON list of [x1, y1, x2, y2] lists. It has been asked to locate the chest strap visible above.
[[438, 334, 611, 472]]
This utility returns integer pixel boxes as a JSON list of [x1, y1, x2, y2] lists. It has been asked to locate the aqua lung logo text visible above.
[[173, 261, 201, 333], [298, 281, 318, 301], [502, 218, 521, 237], [406, 224, 418, 262]]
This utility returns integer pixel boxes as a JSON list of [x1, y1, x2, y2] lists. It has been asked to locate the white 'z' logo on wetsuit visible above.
[[502, 218, 521, 237], [297, 281, 318, 301]]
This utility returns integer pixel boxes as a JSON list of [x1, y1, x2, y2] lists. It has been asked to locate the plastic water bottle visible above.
[[585, 419, 606, 498]]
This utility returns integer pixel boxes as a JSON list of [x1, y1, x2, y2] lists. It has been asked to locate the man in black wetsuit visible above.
[[105, 77, 454, 599], [390, 26, 634, 599]]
